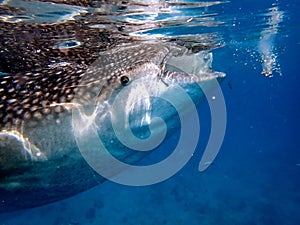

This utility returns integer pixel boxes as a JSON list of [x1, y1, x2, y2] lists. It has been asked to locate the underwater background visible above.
[[0, 0, 299, 224]]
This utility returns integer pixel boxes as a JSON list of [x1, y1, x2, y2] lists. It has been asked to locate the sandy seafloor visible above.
[[0, 0, 300, 224]]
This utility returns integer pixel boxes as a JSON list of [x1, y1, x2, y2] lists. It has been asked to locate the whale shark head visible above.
[[72, 42, 224, 146], [71, 41, 225, 185]]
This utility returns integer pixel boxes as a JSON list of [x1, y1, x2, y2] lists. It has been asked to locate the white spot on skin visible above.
[[54, 106, 63, 113], [30, 106, 39, 112], [42, 108, 51, 114], [16, 109, 24, 115], [32, 98, 39, 105], [23, 104, 31, 109], [21, 98, 30, 104], [8, 88, 15, 93], [35, 91, 43, 97], [67, 94, 74, 101], [7, 98, 18, 104], [65, 89, 72, 94], [33, 111, 43, 119]]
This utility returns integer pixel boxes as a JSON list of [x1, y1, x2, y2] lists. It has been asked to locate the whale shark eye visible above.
[[120, 76, 129, 85]]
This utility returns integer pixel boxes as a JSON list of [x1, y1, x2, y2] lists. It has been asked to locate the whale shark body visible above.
[[0, 0, 225, 212]]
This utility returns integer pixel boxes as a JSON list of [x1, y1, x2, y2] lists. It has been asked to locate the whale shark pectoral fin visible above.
[[0, 130, 47, 165]]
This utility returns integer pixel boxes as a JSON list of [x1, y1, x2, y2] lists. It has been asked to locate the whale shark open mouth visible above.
[[164, 50, 225, 85]]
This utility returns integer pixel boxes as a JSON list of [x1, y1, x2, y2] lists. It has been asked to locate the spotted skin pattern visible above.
[[0, 0, 221, 212]]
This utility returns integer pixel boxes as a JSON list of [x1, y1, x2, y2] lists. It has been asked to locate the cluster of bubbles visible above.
[[230, 4, 284, 78]]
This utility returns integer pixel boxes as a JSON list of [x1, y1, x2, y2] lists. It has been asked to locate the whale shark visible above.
[[0, 0, 225, 212]]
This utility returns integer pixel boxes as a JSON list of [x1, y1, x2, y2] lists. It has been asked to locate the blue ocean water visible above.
[[0, 0, 299, 224]]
